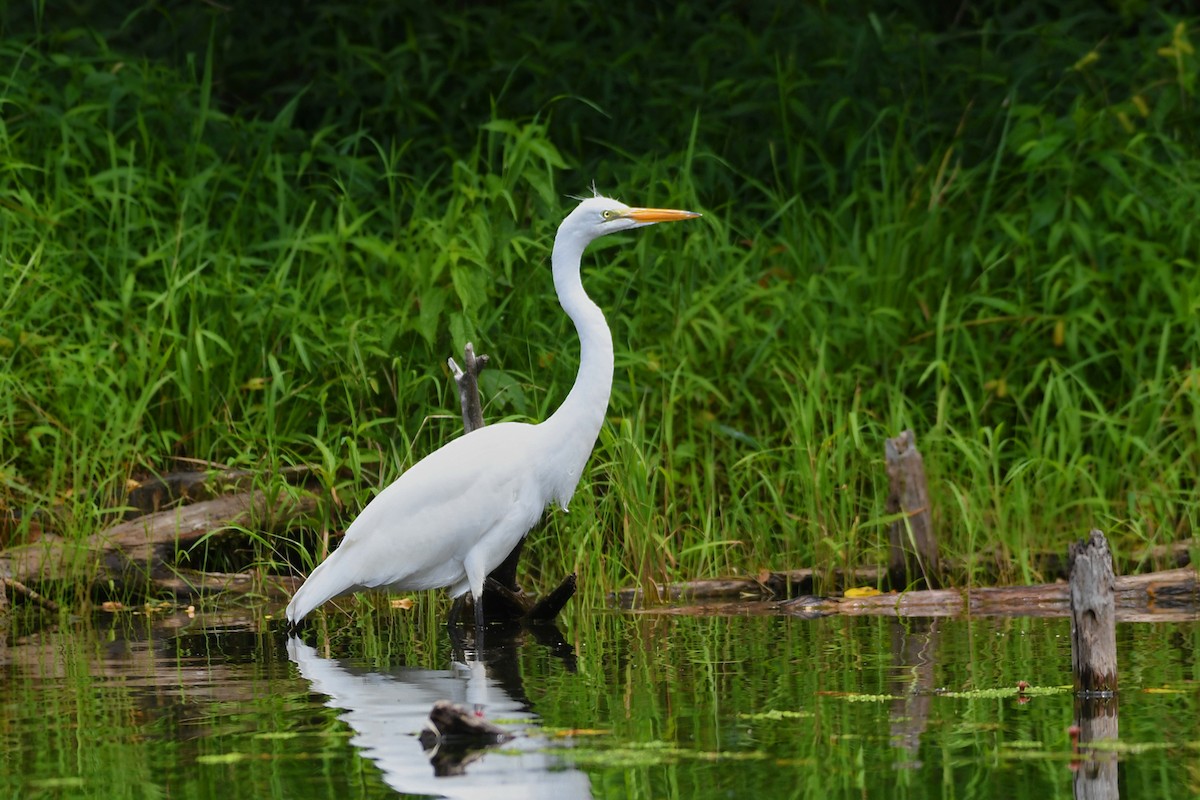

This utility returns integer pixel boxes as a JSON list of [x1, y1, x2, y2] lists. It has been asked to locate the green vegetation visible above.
[[1, 2, 1197, 603]]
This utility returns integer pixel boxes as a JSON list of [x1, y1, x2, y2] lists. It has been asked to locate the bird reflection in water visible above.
[[287, 628, 591, 799]]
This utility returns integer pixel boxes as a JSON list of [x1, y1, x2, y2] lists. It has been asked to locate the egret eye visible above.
[[601, 209, 620, 221]]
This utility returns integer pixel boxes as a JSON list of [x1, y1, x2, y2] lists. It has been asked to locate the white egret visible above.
[[285, 194, 700, 638]]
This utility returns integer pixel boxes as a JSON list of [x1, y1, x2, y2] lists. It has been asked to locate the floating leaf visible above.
[[28, 778, 85, 789], [197, 752, 249, 765], [738, 709, 815, 721]]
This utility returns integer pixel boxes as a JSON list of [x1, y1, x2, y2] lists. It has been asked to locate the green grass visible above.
[[1, 2, 1198, 606]]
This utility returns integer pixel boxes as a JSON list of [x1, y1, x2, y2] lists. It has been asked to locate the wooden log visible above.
[[1069, 530, 1118, 696], [885, 430, 941, 590], [151, 569, 299, 600], [0, 490, 316, 597], [614, 567, 883, 607], [628, 566, 1197, 621], [124, 465, 314, 518]]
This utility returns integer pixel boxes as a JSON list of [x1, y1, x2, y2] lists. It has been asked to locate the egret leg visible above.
[[474, 592, 486, 652], [463, 549, 490, 653]]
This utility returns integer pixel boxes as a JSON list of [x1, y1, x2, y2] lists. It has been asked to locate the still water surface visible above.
[[1, 606, 1196, 798]]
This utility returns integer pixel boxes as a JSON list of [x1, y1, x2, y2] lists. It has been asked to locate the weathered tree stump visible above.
[[1069, 530, 1121, 800], [885, 430, 941, 590], [1069, 529, 1119, 696]]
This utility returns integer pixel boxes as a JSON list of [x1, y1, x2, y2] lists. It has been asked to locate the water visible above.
[[1, 606, 1196, 799]]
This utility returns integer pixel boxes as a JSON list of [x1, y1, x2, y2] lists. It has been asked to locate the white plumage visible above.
[[286, 195, 700, 631]]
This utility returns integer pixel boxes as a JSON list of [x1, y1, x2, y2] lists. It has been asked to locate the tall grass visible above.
[[0, 2, 1197, 604]]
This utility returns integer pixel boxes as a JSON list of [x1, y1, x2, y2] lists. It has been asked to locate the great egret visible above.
[[285, 195, 700, 638]]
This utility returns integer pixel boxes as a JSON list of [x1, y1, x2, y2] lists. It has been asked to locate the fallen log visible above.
[[612, 567, 883, 608], [151, 568, 300, 601], [0, 489, 316, 600], [628, 566, 1198, 621], [125, 465, 314, 518]]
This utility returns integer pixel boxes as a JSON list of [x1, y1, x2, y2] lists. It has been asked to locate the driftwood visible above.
[[0, 489, 315, 601], [885, 430, 940, 589]]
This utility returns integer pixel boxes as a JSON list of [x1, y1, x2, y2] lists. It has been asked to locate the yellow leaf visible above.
[[843, 586, 881, 598], [390, 597, 414, 610]]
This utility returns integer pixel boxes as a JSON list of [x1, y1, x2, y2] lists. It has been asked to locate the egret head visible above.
[[560, 195, 701, 244]]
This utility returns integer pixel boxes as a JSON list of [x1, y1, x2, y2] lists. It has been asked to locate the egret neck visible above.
[[539, 220, 615, 509]]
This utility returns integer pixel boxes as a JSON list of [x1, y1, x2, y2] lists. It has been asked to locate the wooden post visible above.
[[1068, 530, 1120, 800], [1069, 529, 1118, 695], [885, 430, 940, 590]]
